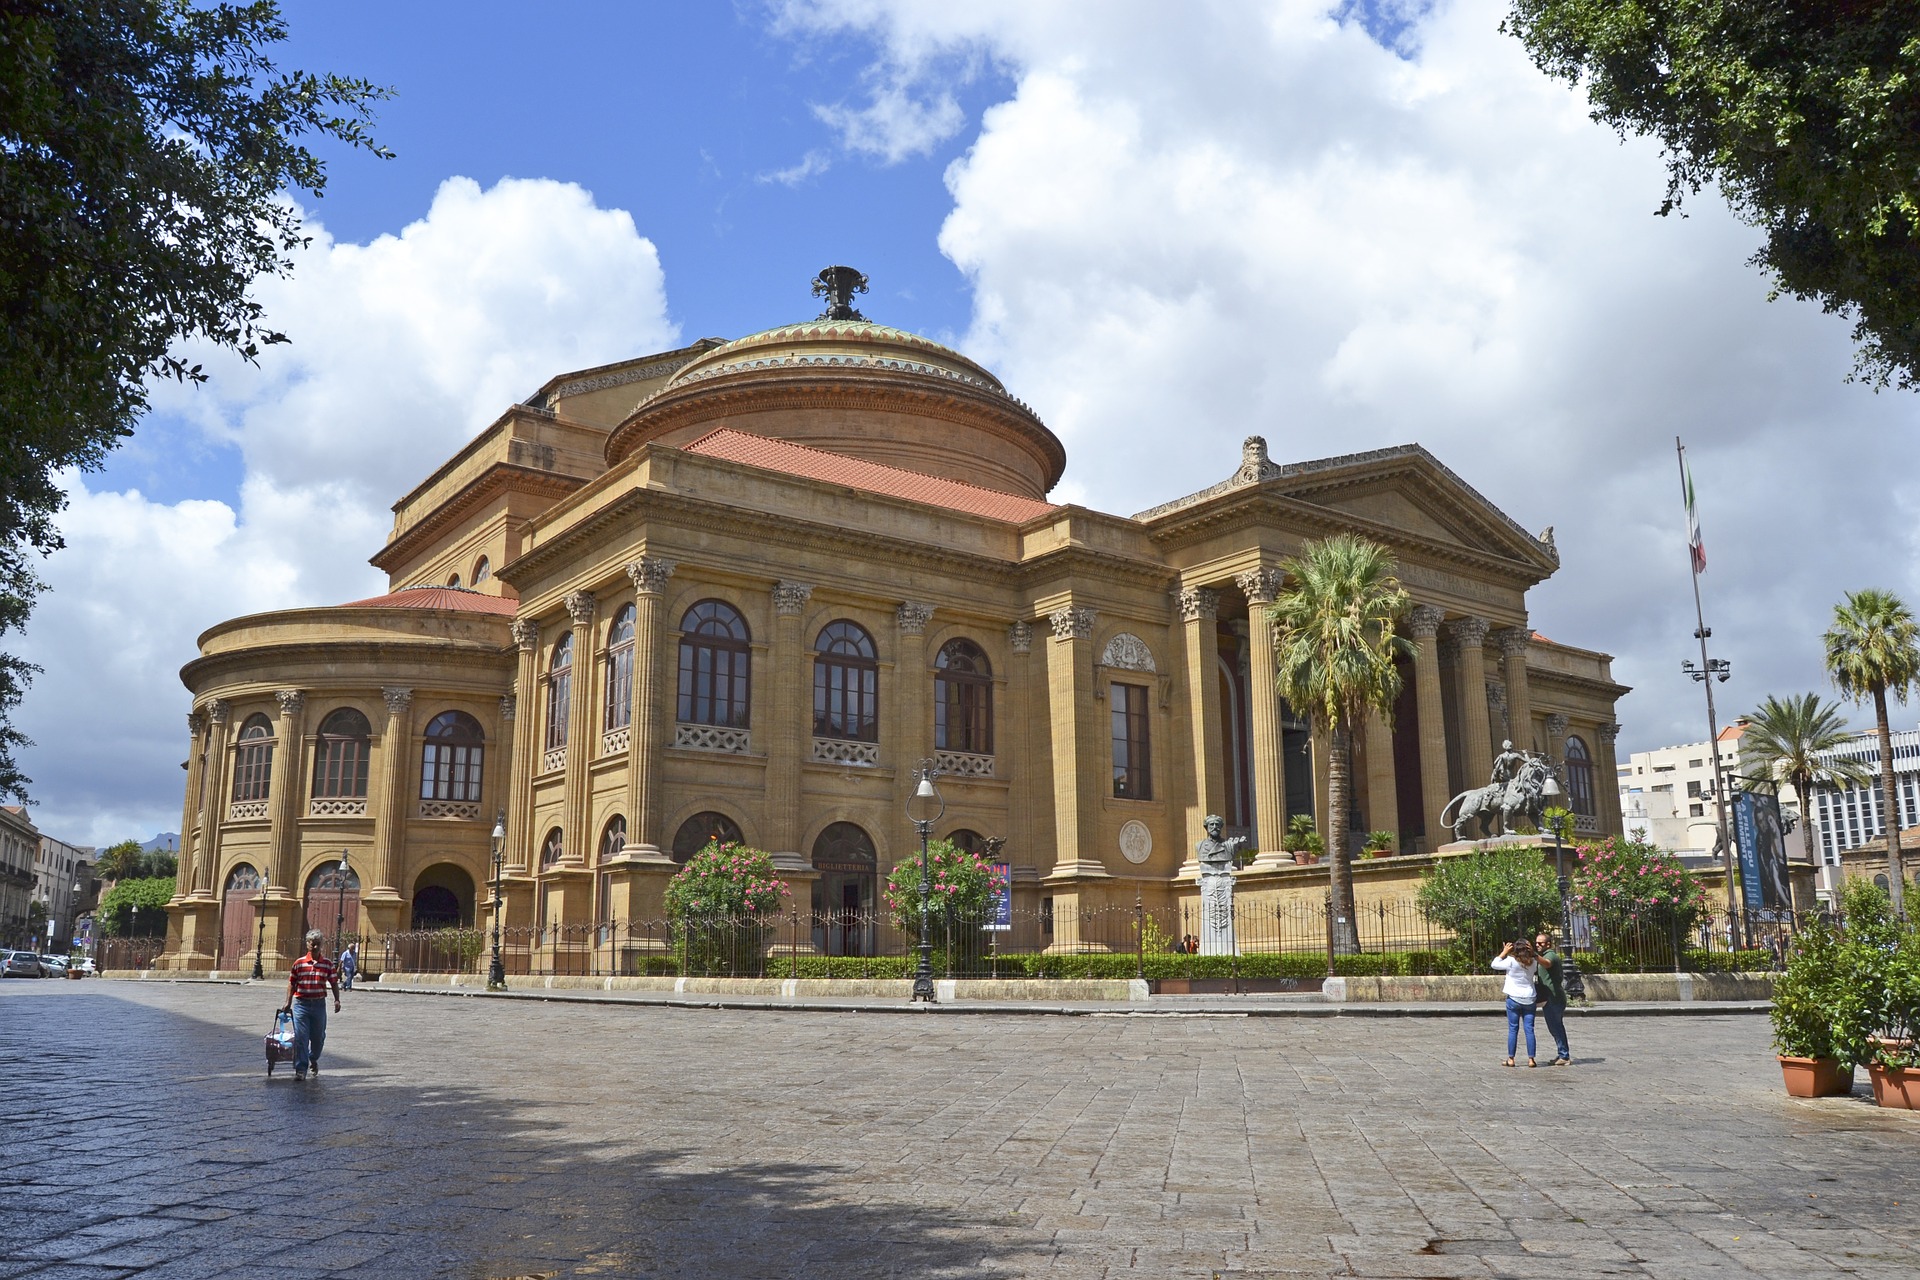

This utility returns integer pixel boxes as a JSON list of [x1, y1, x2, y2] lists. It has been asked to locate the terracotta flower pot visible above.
[[1292, 851, 1314, 865], [1777, 1055, 1854, 1098], [1867, 1063, 1920, 1109]]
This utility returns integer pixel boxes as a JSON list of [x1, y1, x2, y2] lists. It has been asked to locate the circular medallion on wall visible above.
[[1118, 820, 1153, 865]]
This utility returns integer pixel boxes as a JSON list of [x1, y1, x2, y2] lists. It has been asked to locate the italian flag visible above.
[[1684, 454, 1706, 574]]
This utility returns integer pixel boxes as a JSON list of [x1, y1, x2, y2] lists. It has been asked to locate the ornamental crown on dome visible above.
[[812, 265, 869, 322]]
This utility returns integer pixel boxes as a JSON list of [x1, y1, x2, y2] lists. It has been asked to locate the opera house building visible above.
[[157, 272, 1626, 972]]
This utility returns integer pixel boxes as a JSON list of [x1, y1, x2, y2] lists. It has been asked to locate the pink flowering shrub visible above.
[[664, 841, 790, 919], [1572, 835, 1706, 968], [883, 839, 996, 932]]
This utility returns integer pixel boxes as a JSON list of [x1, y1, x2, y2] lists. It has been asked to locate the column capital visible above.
[[772, 581, 813, 616], [205, 697, 231, 725], [1408, 603, 1446, 639], [381, 687, 414, 716], [1497, 627, 1533, 658], [510, 618, 540, 651], [188, 708, 207, 734], [1546, 712, 1569, 737], [1599, 722, 1622, 745], [499, 694, 516, 722], [1008, 620, 1033, 653], [1485, 680, 1505, 711], [1447, 615, 1490, 647], [624, 557, 676, 595], [274, 689, 304, 717], [897, 601, 935, 635], [563, 590, 597, 625], [1176, 586, 1219, 622], [1235, 566, 1284, 605], [1048, 606, 1096, 642]]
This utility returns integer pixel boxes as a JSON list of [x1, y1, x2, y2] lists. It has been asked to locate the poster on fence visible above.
[[986, 862, 1012, 931], [1732, 790, 1791, 911]]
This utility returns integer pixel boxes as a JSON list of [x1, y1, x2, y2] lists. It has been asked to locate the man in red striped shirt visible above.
[[281, 930, 341, 1080]]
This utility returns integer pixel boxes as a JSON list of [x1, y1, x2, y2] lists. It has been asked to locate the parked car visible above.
[[2, 950, 44, 978], [67, 957, 96, 976], [39, 955, 69, 976]]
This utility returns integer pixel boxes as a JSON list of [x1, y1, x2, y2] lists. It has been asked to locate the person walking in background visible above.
[[1492, 939, 1539, 1067], [339, 941, 358, 991], [281, 930, 341, 1081], [1534, 930, 1571, 1066]]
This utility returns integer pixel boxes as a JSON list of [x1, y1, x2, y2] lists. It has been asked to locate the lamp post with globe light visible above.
[[331, 850, 351, 960], [906, 759, 944, 1003], [487, 816, 507, 990], [252, 870, 271, 980], [1538, 771, 1586, 1001]]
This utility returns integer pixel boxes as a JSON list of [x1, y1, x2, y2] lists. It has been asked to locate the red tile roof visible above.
[[683, 428, 1059, 524], [340, 586, 518, 615]]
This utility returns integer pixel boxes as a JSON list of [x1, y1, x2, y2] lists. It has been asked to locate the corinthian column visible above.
[[1178, 586, 1225, 857], [768, 581, 813, 859], [1237, 567, 1288, 859], [623, 558, 675, 854], [505, 620, 540, 873], [1448, 617, 1494, 783], [1044, 605, 1103, 877], [370, 686, 413, 897], [893, 601, 936, 848], [561, 590, 597, 867], [1597, 722, 1625, 835], [196, 700, 231, 897], [1407, 605, 1451, 848], [177, 710, 208, 902], [267, 689, 306, 892], [1499, 627, 1534, 752]]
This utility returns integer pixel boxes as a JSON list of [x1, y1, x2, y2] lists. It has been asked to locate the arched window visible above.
[[935, 638, 993, 754], [540, 828, 564, 868], [1565, 735, 1596, 817], [447, 573, 462, 588], [811, 822, 877, 869], [672, 811, 743, 862], [473, 556, 491, 584], [232, 714, 274, 803], [677, 600, 751, 727], [600, 815, 628, 860], [545, 633, 573, 751], [420, 711, 484, 803], [1875, 873, 1891, 892], [311, 708, 372, 799], [605, 604, 636, 733], [814, 620, 879, 741], [947, 828, 986, 855]]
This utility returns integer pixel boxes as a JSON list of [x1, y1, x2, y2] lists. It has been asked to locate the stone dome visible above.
[[604, 316, 1065, 500]]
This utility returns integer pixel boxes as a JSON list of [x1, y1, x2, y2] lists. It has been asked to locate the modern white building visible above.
[[1803, 726, 1920, 866], [1616, 723, 1754, 858]]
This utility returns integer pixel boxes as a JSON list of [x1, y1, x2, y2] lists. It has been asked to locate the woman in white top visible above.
[[1491, 940, 1540, 1067]]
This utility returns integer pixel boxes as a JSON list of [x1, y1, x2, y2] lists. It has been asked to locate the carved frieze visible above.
[[499, 694, 516, 722], [1100, 632, 1158, 673], [1546, 713, 1569, 738], [1008, 621, 1032, 654]]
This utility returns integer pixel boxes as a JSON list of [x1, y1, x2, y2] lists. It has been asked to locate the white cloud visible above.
[[788, 0, 1920, 755], [15, 177, 678, 845], [758, 149, 834, 186], [814, 85, 965, 162]]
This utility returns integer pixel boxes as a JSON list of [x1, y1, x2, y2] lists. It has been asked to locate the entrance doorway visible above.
[[304, 863, 362, 952], [219, 864, 262, 969], [810, 822, 876, 956]]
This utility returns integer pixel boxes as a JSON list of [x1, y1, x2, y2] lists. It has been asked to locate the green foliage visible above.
[[1503, 1, 1920, 391], [1135, 913, 1179, 956], [1415, 847, 1562, 957], [0, 0, 389, 800], [91, 840, 145, 881], [94, 876, 174, 936], [1742, 693, 1872, 868], [1540, 807, 1576, 843], [881, 839, 993, 932], [1824, 588, 1920, 916], [1771, 915, 1852, 1060], [1572, 835, 1707, 939], [1362, 830, 1397, 854], [664, 841, 789, 918], [1834, 877, 1920, 1068], [1281, 814, 1323, 856]]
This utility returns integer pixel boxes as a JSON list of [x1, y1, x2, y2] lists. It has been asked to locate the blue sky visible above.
[[21, 0, 1919, 846]]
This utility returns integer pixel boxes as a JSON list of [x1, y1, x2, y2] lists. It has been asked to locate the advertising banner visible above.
[[986, 862, 1012, 931], [1732, 791, 1791, 911]]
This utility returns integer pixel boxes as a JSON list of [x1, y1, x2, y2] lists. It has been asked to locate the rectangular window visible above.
[[1686, 780, 1702, 798], [605, 644, 634, 732], [1111, 683, 1152, 800], [1688, 758, 1702, 768], [1689, 803, 1704, 817], [545, 670, 571, 750]]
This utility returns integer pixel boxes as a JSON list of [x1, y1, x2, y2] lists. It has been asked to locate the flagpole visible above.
[[1677, 436, 1742, 950]]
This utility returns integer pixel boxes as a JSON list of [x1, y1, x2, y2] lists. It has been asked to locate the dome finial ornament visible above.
[[812, 265, 870, 321]]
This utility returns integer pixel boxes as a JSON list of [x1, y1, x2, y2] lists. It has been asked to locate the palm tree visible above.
[[1740, 693, 1871, 871], [1824, 589, 1920, 917], [1269, 533, 1412, 952]]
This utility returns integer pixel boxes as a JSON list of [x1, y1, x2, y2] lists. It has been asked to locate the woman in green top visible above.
[[1534, 930, 1571, 1065]]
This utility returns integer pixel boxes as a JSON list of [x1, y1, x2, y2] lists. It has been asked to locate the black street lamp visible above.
[[331, 849, 352, 961], [906, 759, 944, 1004], [252, 871, 271, 980], [1537, 773, 1587, 1001], [488, 816, 507, 991]]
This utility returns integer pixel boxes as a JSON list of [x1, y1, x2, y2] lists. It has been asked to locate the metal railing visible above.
[[354, 900, 1799, 982], [96, 937, 166, 970]]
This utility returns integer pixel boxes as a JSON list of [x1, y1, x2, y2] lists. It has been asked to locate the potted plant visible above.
[[1360, 830, 1397, 859], [1282, 814, 1324, 865], [1832, 878, 1920, 1108], [1769, 914, 1855, 1097]]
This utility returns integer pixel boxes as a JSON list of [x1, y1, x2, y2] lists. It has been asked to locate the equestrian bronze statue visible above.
[[1440, 742, 1561, 841]]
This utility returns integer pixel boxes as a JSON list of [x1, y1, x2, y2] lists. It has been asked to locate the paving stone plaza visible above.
[[1, 982, 1915, 1279]]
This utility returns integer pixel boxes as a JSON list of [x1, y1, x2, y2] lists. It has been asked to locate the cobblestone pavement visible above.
[[1, 982, 1914, 1280]]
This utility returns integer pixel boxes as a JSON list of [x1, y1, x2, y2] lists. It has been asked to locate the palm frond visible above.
[[1824, 588, 1920, 706]]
